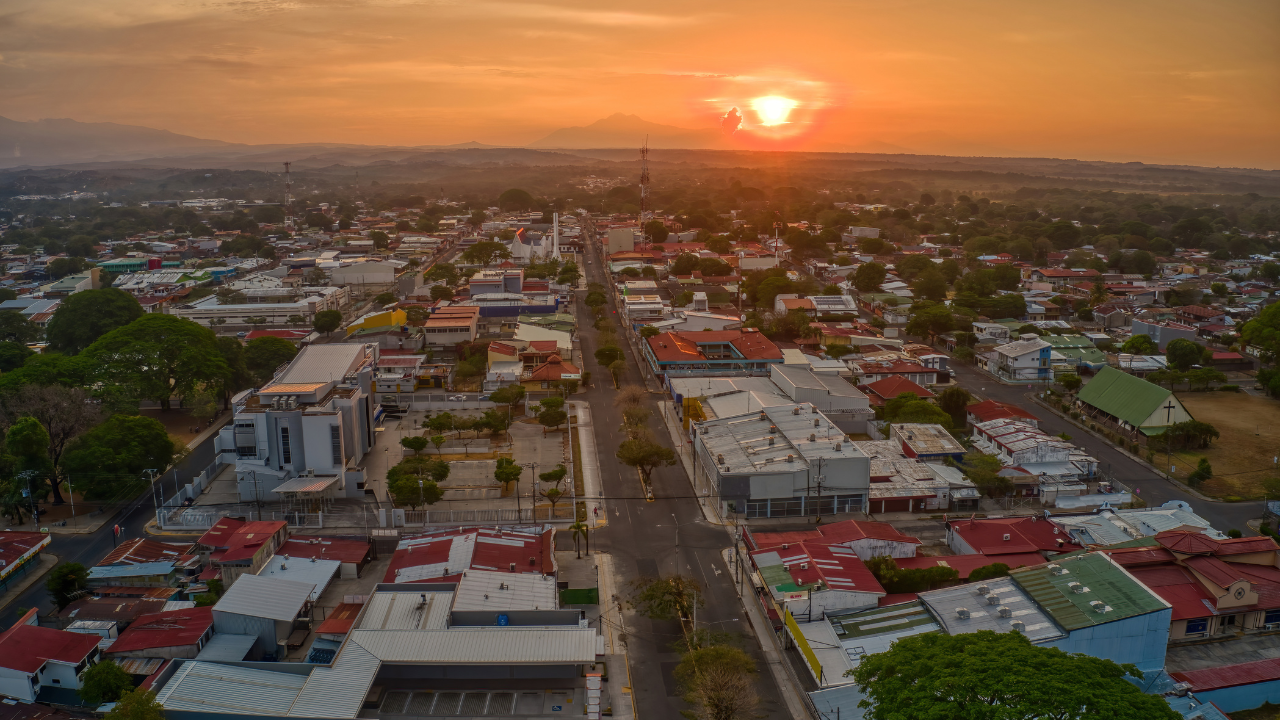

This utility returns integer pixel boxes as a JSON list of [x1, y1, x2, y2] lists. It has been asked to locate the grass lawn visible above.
[[1166, 391, 1280, 500]]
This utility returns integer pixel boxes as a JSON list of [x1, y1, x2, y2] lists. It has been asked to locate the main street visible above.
[[948, 361, 1263, 534], [0, 438, 218, 628], [575, 245, 792, 717]]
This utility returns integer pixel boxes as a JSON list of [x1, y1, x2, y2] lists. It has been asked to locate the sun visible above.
[[750, 95, 798, 126]]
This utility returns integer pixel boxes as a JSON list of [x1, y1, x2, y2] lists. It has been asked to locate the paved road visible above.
[[0, 437, 218, 628], [949, 361, 1264, 534], [576, 243, 791, 718]]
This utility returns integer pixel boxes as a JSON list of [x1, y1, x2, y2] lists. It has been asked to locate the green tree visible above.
[[44, 288, 145, 355], [243, 336, 299, 385], [905, 304, 954, 342], [460, 240, 511, 267], [1164, 338, 1204, 372], [498, 188, 537, 211], [1060, 373, 1083, 393], [400, 436, 429, 455], [489, 385, 526, 406], [936, 386, 971, 427], [47, 562, 89, 609], [386, 457, 448, 509], [1120, 334, 1158, 355], [215, 336, 252, 409], [849, 630, 1179, 720], [963, 451, 1011, 497], [883, 393, 952, 427], [852, 263, 887, 292], [79, 660, 133, 705], [594, 345, 624, 366], [430, 285, 454, 301], [493, 457, 522, 495], [83, 315, 228, 410], [313, 309, 343, 335], [0, 311, 39, 343], [105, 689, 166, 720], [640, 325, 660, 338], [425, 262, 459, 285], [61, 415, 176, 500], [616, 435, 676, 486], [370, 230, 390, 250], [968, 562, 1012, 581], [674, 644, 759, 720], [629, 575, 703, 620], [1187, 457, 1213, 487], [911, 268, 948, 301], [374, 291, 397, 306], [0, 341, 33, 371]]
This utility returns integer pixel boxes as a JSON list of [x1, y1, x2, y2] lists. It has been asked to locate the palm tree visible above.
[[569, 521, 589, 559]]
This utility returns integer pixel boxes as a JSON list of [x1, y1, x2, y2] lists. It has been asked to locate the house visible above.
[[1174, 305, 1227, 325], [195, 518, 289, 586], [384, 526, 556, 583], [1130, 318, 1199, 350], [274, 536, 372, 579], [847, 360, 938, 387], [984, 338, 1051, 381], [965, 399, 1038, 428], [748, 519, 922, 560], [522, 355, 582, 390], [1027, 268, 1102, 287], [891, 423, 966, 462], [853, 440, 981, 513], [946, 516, 1083, 557], [642, 329, 784, 377], [0, 610, 102, 702], [774, 295, 817, 317], [1052, 501, 1225, 546], [859, 376, 935, 407], [749, 542, 886, 619], [420, 306, 480, 347], [106, 607, 215, 661], [210, 574, 315, 659], [215, 343, 380, 503], [1076, 365, 1192, 436], [691, 404, 870, 518]]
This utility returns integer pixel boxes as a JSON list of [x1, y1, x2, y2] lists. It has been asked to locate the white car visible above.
[[448, 395, 466, 402]]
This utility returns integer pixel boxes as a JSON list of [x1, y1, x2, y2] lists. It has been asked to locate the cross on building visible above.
[[1163, 400, 1177, 423]]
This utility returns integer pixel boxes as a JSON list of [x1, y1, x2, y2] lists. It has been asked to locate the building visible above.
[[621, 294, 668, 320], [749, 542, 886, 619], [1131, 318, 1199, 350], [1075, 365, 1192, 436], [965, 399, 1038, 428], [946, 516, 1083, 558], [984, 338, 1051, 381], [384, 526, 556, 583], [767, 364, 874, 432], [0, 532, 51, 593], [421, 305, 480, 347], [847, 360, 939, 386], [106, 607, 215, 661], [890, 423, 966, 462], [0, 610, 102, 703], [328, 261, 399, 294], [216, 343, 380, 503], [522, 355, 581, 390], [1051, 501, 1225, 546], [971, 417, 1098, 481], [195, 518, 289, 586], [852, 440, 979, 513], [748, 519, 922, 560], [274, 536, 373, 579], [859, 375, 934, 407], [642, 329, 784, 377], [211, 574, 316, 659], [692, 404, 870, 518], [468, 269, 524, 296]]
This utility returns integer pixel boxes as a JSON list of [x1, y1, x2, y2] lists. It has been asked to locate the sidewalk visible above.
[[570, 401, 606, 529], [594, 551, 634, 720], [656, 400, 727, 526], [0, 553, 58, 613]]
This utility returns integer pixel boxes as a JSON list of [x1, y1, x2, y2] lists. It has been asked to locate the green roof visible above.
[[1053, 347, 1108, 366], [757, 563, 815, 594], [828, 601, 939, 639], [1041, 335, 1094, 349], [1010, 552, 1167, 631], [1076, 365, 1173, 428]]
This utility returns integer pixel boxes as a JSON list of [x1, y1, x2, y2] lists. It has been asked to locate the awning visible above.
[[273, 475, 341, 494]]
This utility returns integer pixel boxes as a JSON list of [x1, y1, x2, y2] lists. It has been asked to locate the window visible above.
[[280, 426, 291, 464], [1265, 609, 1280, 625], [1185, 618, 1208, 634], [330, 425, 343, 466]]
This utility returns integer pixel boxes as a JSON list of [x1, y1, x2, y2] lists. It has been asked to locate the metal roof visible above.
[[452, 570, 559, 612], [156, 661, 308, 715], [87, 562, 174, 578], [272, 475, 341, 494], [257, 556, 340, 602], [1009, 552, 1168, 631], [1076, 365, 1177, 429], [278, 344, 371, 384], [194, 633, 258, 662], [287, 641, 380, 718], [697, 404, 864, 475], [347, 627, 597, 664], [212, 574, 315, 622], [919, 577, 1064, 643], [357, 590, 452, 631]]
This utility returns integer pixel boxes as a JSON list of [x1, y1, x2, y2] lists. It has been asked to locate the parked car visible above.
[[448, 395, 466, 401]]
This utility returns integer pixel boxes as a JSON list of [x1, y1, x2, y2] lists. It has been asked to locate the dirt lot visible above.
[[1169, 391, 1280, 500]]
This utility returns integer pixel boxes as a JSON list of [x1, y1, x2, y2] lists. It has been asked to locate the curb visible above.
[[0, 553, 59, 614]]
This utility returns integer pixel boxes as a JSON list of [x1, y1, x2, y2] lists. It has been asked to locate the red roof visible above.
[[245, 329, 311, 341], [893, 552, 1045, 579], [99, 538, 195, 567], [1184, 555, 1250, 589], [316, 602, 364, 636], [528, 340, 559, 353], [647, 330, 783, 363], [385, 526, 555, 582], [752, 543, 885, 596], [527, 355, 580, 381], [198, 519, 287, 563], [853, 361, 932, 376], [1126, 565, 1219, 620], [861, 376, 934, 404], [1155, 531, 1278, 556], [489, 342, 518, 357], [0, 614, 100, 673], [878, 593, 920, 606], [277, 537, 371, 564], [107, 607, 214, 653], [966, 399, 1038, 425], [1172, 657, 1280, 692], [750, 519, 921, 551], [0, 532, 50, 570], [947, 517, 1082, 556], [1212, 351, 1244, 360]]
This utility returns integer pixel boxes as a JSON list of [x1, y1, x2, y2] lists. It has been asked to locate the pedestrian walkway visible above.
[[656, 400, 727, 526], [570, 401, 606, 528]]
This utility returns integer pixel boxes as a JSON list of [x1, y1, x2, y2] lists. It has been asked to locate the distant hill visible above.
[[527, 113, 729, 150], [0, 116, 241, 168]]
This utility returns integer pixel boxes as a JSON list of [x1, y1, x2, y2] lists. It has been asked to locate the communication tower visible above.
[[639, 136, 651, 247], [283, 161, 294, 226]]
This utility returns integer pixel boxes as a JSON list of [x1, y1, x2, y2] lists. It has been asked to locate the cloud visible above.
[[467, 2, 702, 27]]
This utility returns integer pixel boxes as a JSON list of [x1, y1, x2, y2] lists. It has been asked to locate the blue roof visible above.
[[88, 561, 176, 578]]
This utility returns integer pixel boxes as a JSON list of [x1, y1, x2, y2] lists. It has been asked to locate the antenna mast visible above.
[[639, 135, 651, 248], [283, 161, 293, 226]]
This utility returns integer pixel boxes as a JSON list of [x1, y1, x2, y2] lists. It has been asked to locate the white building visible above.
[[216, 344, 380, 502], [984, 338, 1051, 381]]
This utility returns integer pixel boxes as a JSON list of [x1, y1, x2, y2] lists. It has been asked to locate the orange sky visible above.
[[3, 0, 1278, 167]]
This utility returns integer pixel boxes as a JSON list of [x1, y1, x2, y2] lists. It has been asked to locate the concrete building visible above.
[[768, 364, 874, 433], [174, 286, 348, 325], [1131, 318, 1199, 350], [984, 338, 1051, 381], [211, 574, 315, 660], [606, 227, 636, 253], [216, 343, 380, 502], [692, 403, 870, 518], [0, 610, 102, 702]]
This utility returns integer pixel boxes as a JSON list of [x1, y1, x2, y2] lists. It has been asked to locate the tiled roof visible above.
[[527, 355, 580, 381], [750, 519, 921, 551], [646, 330, 782, 363], [860, 376, 934, 403], [1155, 530, 1277, 556], [966, 399, 1038, 424], [1183, 555, 1250, 589]]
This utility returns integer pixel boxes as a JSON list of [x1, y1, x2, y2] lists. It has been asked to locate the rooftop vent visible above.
[[768, 437, 776, 446], [787, 454, 794, 463], [1052, 565, 1069, 576], [809, 434, 817, 442], [782, 543, 789, 550], [509, 562, 516, 572], [800, 563, 809, 570], [759, 411, 767, 420], [770, 424, 778, 433], [988, 594, 1001, 605], [997, 606, 1012, 618], [814, 418, 821, 428], [529, 556, 536, 566], [1090, 600, 1109, 613], [955, 608, 970, 620], [792, 407, 800, 415], [834, 442, 842, 451], [1002, 534, 1011, 541], [1011, 620, 1025, 632], [1068, 582, 1088, 594], [717, 453, 725, 465], [976, 584, 990, 595], [811, 405, 818, 413]]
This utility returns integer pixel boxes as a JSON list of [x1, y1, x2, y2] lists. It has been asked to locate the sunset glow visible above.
[[750, 96, 799, 126]]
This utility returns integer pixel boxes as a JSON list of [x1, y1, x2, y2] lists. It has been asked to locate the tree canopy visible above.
[[849, 630, 1179, 720], [852, 263, 887, 292], [61, 415, 175, 499], [313, 309, 343, 335], [244, 335, 299, 385], [83, 315, 228, 410], [45, 288, 145, 355], [461, 240, 512, 267]]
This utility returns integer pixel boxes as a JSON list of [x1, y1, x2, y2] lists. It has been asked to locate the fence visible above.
[[273, 511, 323, 528], [154, 460, 231, 530], [400, 506, 575, 526]]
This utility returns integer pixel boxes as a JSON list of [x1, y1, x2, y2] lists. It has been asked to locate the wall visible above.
[[846, 538, 917, 560], [211, 611, 281, 658], [1042, 608, 1171, 675], [37, 659, 84, 692], [1194, 678, 1280, 714], [786, 589, 879, 620], [0, 668, 36, 702]]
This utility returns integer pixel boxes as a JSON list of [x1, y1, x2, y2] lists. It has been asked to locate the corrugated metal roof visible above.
[[348, 628, 597, 664], [257, 556, 340, 601], [1009, 552, 1168, 631], [194, 634, 258, 662], [278, 344, 369, 384], [919, 578, 1063, 642], [288, 641, 379, 718], [357, 591, 451, 631], [1076, 366, 1176, 428], [272, 475, 341, 494], [452, 570, 558, 612], [87, 562, 175, 578], [156, 661, 307, 715], [212, 574, 314, 622], [114, 657, 165, 675]]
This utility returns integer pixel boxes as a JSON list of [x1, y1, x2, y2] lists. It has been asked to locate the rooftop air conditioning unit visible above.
[[509, 563, 516, 572], [955, 608, 970, 620], [987, 594, 1000, 606], [1002, 534, 1011, 541], [976, 585, 990, 595], [1011, 620, 1026, 632], [800, 563, 809, 570], [997, 606, 1012, 618]]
